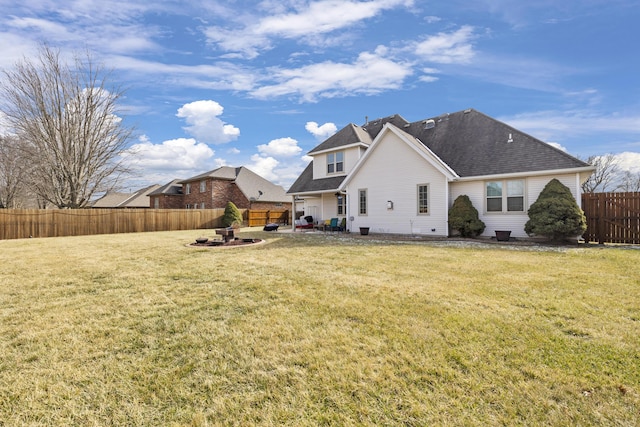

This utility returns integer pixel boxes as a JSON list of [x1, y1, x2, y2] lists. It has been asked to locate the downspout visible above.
[[291, 195, 296, 231], [575, 173, 583, 209], [445, 178, 450, 237], [345, 185, 351, 233]]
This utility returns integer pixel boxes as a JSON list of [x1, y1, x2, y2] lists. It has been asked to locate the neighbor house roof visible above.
[[92, 184, 161, 208], [148, 179, 183, 196], [179, 166, 290, 203]]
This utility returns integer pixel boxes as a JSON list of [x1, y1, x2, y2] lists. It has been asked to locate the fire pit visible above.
[[189, 235, 264, 248], [215, 227, 235, 243]]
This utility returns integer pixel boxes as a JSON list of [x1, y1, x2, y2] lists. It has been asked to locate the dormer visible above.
[[308, 124, 372, 180]]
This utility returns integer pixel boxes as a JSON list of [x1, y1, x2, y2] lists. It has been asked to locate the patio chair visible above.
[[329, 218, 344, 232]]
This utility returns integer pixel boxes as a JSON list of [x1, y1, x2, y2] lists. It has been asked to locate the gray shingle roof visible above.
[[395, 109, 589, 177], [148, 179, 182, 196], [290, 109, 590, 194], [308, 123, 373, 154], [287, 162, 346, 194], [92, 184, 161, 208]]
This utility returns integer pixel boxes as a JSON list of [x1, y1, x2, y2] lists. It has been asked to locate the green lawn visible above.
[[1, 230, 638, 426]]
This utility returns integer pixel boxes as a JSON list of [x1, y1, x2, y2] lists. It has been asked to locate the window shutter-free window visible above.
[[486, 180, 525, 213], [486, 181, 502, 212], [359, 189, 367, 215], [418, 184, 429, 214], [507, 180, 524, 211], [327, 153, 335, 174]]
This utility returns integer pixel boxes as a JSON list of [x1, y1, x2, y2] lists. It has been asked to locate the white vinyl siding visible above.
[[451, 173, 584, 238], [346, 132, 448, 235]]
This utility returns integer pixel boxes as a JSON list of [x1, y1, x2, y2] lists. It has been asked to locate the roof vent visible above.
[[424, 119, 435, 129], [464, 108, 472, 114], [507, 133, 513, 143]]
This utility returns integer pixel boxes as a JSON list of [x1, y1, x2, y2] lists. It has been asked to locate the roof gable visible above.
[[308, 123, 372, 154], [340, 123, 458, 189]]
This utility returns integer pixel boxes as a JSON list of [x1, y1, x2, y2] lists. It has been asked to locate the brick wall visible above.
[[182, 179, 250, 209], [150, 194, 184, 209]]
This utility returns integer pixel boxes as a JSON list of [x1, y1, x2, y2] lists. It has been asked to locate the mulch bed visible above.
[[189, 238, 263, 247]]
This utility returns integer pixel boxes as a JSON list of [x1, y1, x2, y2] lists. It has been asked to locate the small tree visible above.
[[448, 195, 485, 237], [222, 201, 243, 228], [525, 179, 586, 242]]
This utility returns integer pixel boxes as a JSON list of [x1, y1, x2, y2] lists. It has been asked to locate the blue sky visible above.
[[1, 0, 639, 190]]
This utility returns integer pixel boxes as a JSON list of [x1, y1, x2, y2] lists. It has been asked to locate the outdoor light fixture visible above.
[[387, 200, 394, 209]]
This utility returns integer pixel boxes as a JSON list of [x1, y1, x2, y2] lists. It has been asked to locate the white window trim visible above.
[[417, 183, 430, 215], [327, 151, 345, 175], [485, 179, 526, 214], [358, 188, 368, 216]]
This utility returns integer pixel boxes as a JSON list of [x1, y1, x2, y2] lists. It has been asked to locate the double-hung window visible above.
[[337, 194, 346, 215], [417, 184, 429, 214], [486, 179, 525, 212], [185, 183, 191, 194], [327, 151, 344, 174], [200, 180, 206, 192], [358, 189, 367, 215]]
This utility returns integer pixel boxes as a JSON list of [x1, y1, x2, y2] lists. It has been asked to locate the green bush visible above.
[[448, 195, 486, 237], [525, 179, 586, 242], [222, 201, 243, 228]]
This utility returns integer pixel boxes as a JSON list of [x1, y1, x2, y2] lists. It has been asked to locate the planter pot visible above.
[[359, 227, 370, 236], [495, 230, 512, 242]]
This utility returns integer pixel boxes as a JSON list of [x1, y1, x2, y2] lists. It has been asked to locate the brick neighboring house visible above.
[[149, 166, 291, 211], [92, 184, 161, 208], [147, 179, 183, 209]]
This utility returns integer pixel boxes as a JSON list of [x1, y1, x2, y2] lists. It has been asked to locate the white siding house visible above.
[[287, 109, 595, 238]]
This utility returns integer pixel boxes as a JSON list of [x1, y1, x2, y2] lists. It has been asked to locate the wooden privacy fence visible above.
[[0, 208, 229, 240], [247, 209, 290, 227], [582, 192, 640, 244]]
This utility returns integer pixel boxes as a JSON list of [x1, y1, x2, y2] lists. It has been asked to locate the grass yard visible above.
[[0, 229, 638, 426]]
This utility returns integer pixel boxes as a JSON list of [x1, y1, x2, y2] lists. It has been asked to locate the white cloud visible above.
[[248, 154, 280, 182], [205, 0, 415, 58], [251, 47, 412, 101], [613, 152, 640, 173], [257, 137, 302, 157], [125, 136, 214, 174], [501, 110, 640, 141], [412, 26, 476, 64], [176, 100, 240, 144], [546, 142, 567, 152], [305, 121, 337, 140]]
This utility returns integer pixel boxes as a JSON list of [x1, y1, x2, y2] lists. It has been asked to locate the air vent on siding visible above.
[[424, 119, 435, 129]]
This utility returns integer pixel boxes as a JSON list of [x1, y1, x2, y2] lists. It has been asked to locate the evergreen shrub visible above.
[[448, 195, 486, 237], [524, 179, 587, 242], [222, 201, 243, 228]]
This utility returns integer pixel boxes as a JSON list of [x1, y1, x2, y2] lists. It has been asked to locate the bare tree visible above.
[[0, 45, 134, 208], [0, 135, 29, 208], [617, 170, 640, 192], [581, 154, 621, 193]]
